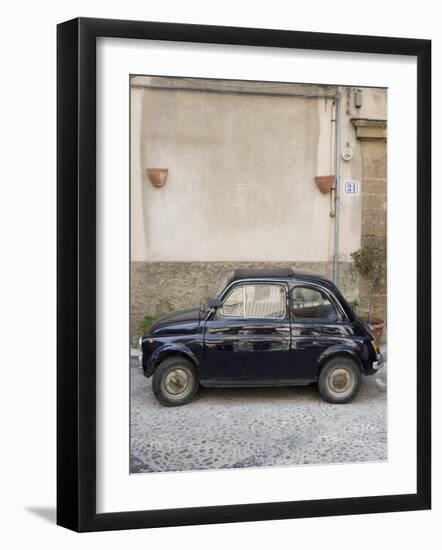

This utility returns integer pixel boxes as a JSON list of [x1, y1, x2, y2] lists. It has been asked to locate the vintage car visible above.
[[139, 268, 383, 406]]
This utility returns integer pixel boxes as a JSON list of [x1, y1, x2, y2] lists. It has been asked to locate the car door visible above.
[[290, 284, 349, 381], [202, 282, 291, 384]]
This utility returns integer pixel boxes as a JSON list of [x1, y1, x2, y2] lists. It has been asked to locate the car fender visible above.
[[147, 343, 200, 376], [316, 344, 366, 377]]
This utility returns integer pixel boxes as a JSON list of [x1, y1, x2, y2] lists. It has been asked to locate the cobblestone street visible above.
[[130, 351, 387, 474]]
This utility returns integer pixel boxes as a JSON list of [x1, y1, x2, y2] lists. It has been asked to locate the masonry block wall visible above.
[[353, 119, 387, 322]]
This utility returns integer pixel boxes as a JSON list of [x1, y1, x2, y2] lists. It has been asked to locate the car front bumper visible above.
[[372, 355, 384, 371]]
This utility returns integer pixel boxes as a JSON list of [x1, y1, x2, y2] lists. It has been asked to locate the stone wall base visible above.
[[131, 261, 358, 343]]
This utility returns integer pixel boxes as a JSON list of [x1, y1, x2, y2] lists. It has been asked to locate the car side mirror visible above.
[[207, 298, 223, 309]]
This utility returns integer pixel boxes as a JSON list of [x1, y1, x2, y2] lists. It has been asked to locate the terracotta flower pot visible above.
[[146, 168, 168, 188], [314, 175, 335, 194], [362, 316, 385, 346]]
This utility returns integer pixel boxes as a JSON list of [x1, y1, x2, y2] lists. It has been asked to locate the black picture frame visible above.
[[57, 17, 431, 532]]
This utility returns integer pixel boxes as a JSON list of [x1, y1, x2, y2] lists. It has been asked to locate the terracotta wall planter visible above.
[[361, 316, 385, 346], [147, 168, 168, 188], [314, 175, 335, 194]]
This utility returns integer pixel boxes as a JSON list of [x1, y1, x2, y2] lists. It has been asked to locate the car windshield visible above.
[[211, 274, 231, 299], [200, 273, 232, 311]]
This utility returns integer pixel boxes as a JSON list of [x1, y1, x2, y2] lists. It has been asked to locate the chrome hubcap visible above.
[[328, 367, 354, 395], [163, 367, 191, 398]]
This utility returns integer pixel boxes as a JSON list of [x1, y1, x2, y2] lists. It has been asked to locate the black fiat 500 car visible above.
[[139, 268, 383, 406]]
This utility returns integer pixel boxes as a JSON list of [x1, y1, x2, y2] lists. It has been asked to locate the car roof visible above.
[[230, 268, 333, 285]]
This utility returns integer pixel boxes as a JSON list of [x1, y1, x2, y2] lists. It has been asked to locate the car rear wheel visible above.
[[318, 356, 362, 404], [152, 356, 199, 407]]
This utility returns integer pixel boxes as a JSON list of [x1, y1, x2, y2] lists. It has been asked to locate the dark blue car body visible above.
[[139, 268, 382, 387]]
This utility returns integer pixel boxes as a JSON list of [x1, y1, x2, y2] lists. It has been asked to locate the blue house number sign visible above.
[[344, 180, 360, 194]]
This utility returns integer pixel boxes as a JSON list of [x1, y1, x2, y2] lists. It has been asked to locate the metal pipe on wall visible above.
[[330, 101, 337, 218], [332, 95, 341, 284]]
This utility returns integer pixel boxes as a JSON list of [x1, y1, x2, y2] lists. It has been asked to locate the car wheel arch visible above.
[[316, 348, 364, 380], [150, 346, 199, 375]]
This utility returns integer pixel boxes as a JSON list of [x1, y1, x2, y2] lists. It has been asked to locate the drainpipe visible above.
[[332, 95, 341, 285], [330, 102, 336, 218]]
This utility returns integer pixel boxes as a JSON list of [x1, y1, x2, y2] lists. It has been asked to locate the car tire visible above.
[[318, 356, 362, 404], [152, 356, 199, 407]]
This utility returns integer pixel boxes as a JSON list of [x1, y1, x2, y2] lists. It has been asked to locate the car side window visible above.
[[219, 284, 286, 319], [291, 286, 339, 322]]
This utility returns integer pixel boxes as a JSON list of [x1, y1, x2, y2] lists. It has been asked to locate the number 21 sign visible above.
[[344, 180, 360, 194]]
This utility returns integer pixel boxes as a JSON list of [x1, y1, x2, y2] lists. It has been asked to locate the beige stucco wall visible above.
[[131, 78, 385, 263], [130, 77, 387, 340]]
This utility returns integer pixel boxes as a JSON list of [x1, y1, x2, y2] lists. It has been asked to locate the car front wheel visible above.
[[152, 356, 199, 407], [318, 356, 362, 404]]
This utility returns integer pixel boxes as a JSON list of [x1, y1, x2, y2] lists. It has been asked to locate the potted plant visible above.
[[350, 241, 386, 345]]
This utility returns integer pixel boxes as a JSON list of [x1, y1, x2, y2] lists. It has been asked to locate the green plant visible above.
[[139, 313, 163, 334], [350, 241, 386, 323], [348, 298, 360, 313]]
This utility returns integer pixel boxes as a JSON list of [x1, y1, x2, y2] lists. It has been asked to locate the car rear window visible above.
[[291, 286, 339, 321]]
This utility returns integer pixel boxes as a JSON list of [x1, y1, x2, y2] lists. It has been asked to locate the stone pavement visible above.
[[130, 349, 387, 473]]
